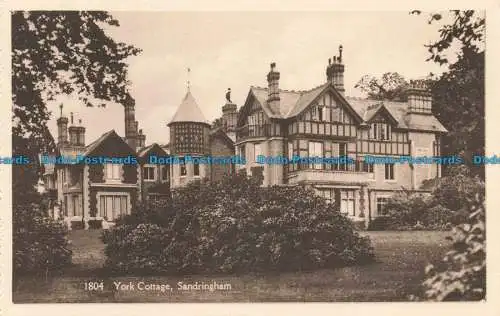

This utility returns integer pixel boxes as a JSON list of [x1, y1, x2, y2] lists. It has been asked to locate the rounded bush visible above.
[[102, 175, 375, 274]]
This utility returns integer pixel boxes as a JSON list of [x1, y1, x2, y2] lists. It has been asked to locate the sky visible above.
[[46, 11, 458, 146]]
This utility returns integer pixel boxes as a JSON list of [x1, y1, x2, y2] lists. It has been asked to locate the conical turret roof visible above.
[[168, 90, 209, 126]]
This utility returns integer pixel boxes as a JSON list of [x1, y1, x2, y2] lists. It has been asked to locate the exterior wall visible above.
[[409, 131, 436, 189], [210, 136, 235, 182], [170, 156, 209, 189], [139, 164, 169, 201], [266, 138, 284, 185]]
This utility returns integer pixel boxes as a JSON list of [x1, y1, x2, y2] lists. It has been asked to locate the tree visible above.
[[12, 11, 141, 202], [354, 72, 409, 101], [416, 10, 485, 178]]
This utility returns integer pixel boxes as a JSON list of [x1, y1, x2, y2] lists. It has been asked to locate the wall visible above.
[[210, 136, 234, 182]]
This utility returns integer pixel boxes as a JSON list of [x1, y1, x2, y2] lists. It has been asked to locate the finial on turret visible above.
[[186, 67, 191, 92], [59, 104, 63, 117], [78, 119, 82, 125], [270, 62, 276, 70], [70, 112, 74, 124]]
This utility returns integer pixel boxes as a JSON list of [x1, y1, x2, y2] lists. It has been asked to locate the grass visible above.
[[12, 230, 451, 303]]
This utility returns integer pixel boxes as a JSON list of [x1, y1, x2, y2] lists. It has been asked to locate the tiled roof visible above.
[[83, 130, 116, 156], [137, 143, 167, 158], [247, 83, 447, 133], [168, 90, 209, 125]]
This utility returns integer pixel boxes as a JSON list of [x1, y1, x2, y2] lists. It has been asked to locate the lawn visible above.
[[12, 230, 451, 303]]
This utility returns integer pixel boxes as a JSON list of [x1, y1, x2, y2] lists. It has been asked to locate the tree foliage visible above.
[[12, 11, 141, 200], [416, 10, 485, 178], [422, 194, 485, 301], [354, 72, 409, 101], [356, 11, 485, 178]]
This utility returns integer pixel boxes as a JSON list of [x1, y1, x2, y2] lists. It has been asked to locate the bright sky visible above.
[[46, 11, 459, 146]]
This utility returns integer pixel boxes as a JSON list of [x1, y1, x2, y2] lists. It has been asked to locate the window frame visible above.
[[105, 164, 121, 182], [340, 190, 355, 216], [376, 197, 390, 216], [308, 141, 324, 170], [384, 163, 395, 181], [254, 142, 262, 161], [143, 165, 156, 181]]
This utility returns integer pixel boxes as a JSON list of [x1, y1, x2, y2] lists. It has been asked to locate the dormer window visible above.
[[370, 123, 391, 140]]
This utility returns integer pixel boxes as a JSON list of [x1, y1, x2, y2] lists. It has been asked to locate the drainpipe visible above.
[[368, 189, 372, 223]]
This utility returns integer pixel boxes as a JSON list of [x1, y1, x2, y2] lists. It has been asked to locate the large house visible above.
[[43, 45, 447, 227], [235, 46, 447, 225]]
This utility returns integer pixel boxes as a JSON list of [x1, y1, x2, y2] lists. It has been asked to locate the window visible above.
[[319, 106, 326, 121], [105, 164, 121, 181], [143, 166, 156, 181], [361, 158, 374, 173], [239, 144, 246, 160], [311, 106, 318, 120], [318, 189, 334, 204], [377, 197, 389, 216], [161, 166, 169, 181], [385, 163, 395, 180], [99, 195, 128, 221], [288, 142, 294, 159], [194, 163, 200, 176], [371, 123, 391, 140], [332, 143, 347, 171], [254, 143, 262, 161], [72, 195, 79, 216], [308, 141, 323, 170], [340, 190, 355, 216], [180, 160, 187, 177]]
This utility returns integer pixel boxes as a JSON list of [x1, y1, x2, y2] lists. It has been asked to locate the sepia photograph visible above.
[[10, 10, 486, 304]]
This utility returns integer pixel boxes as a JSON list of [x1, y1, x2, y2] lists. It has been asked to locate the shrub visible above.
[[372, 193, 455, 231], [431, 172, 485, 214], [422, 193, 485, 301], [420, 204, 453, 230], [13, 203, 72, 275], [103, 175, 375, 274]]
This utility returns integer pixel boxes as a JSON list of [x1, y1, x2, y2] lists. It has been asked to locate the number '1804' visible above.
[[84, 281, 104, 291]]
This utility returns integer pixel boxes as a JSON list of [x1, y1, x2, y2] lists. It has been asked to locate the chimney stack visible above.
[[267, 62, 281, 114], [407, 80, 432, 114], [137, 129, 146, 149], [68, 112, 79, 145], [327, 45, 345, 94], [76, 119, 85, 146], [124, 97, 137, 150], [56, 104, 69, 147]]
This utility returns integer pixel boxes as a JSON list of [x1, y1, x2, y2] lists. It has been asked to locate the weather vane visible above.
[[187, 67, 191, 91]]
